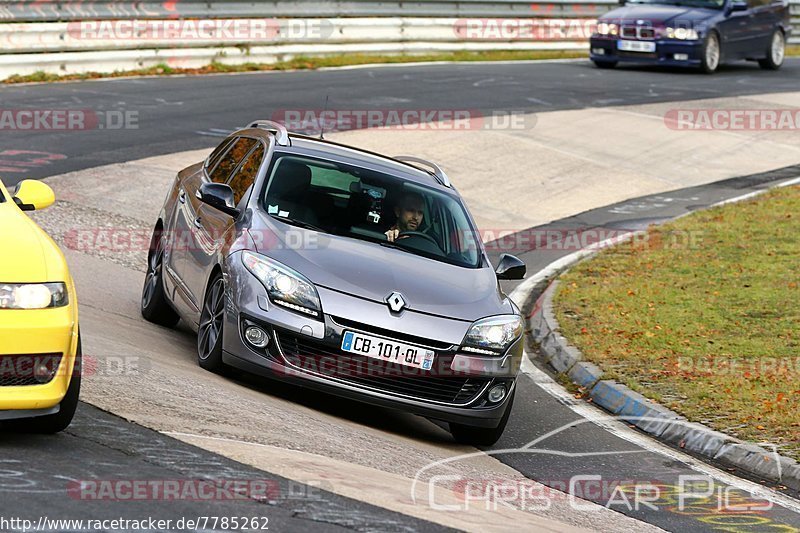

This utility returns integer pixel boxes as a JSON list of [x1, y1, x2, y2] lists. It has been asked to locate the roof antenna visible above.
[[319, 94, 329, 140]]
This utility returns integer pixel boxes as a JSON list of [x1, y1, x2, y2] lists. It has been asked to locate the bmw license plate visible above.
[[617, 40, 656, 53], [341, 331, 435, 370]]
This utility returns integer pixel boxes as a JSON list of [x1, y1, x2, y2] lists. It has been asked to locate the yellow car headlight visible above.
[[0, 282, 68, 309]]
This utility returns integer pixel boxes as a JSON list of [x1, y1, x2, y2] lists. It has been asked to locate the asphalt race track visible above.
[[2, 60, 800, 531], [0, 58, 799, 182]]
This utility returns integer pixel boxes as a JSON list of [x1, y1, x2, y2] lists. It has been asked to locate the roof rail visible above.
[[247, 120, 291, 147], [394, 156, 451, 188]]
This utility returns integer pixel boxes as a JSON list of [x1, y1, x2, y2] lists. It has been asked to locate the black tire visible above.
[[700, 31, 721, 74], [450, 389, 515, 447], [758, 30, 785, 70], [592, 60, 618, 69], [141, 225, 180, 328], [197, 273, 226, 372], [8, 335, 82, 434]]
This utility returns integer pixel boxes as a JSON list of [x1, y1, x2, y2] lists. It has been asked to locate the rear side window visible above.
[[209, 137, 257, 184], [228, 143, 265, 205], [205, 137, 235, 171]]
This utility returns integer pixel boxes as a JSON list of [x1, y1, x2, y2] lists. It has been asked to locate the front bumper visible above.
[[590, 36, 704, 66], [221, 258, 521, 428], [0, 305, 79, 412]]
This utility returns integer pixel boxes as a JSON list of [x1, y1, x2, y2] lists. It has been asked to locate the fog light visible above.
[[34, 362, 54, 383], [245, 326, 270, 348], [592, 48, 606, 55], [487, 384, 507, 403], [674, 53, 689, 61]]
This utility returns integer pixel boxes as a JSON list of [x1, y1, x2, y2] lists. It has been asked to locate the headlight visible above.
[[462, 315, 524, 354], [242, 251, 321, 318], [666, 27, 699, 40], [597, 22, 618, 36], [0, 283, 68, 309]]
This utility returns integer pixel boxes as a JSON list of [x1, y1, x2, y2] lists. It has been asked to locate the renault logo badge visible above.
[[386, 292, 406, 313]]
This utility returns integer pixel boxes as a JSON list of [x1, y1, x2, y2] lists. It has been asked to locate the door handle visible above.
[[179, 190, 186, 203], [194, 217, 202, 228]]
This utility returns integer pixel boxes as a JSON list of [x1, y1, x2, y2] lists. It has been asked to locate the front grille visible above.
[[0, 353, 62, 386], [639, 28, 655, 40], [620, 26, 655, 40], [276, 332, 489, 405]]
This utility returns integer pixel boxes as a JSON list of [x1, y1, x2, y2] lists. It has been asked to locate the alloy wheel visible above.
[[771, 31, 785, 66], [198, 278, 225, 361], [142, 239, 164, 310], [706, 34, 720, 72]]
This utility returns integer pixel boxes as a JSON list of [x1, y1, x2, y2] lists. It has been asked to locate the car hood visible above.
[[250, 214, 512, 322], [601, 4, 717, 24], [0, 203, 52, 282]]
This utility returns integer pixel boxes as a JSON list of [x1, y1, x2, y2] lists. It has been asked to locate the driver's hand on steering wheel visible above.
[[385, 228, 400, 242]]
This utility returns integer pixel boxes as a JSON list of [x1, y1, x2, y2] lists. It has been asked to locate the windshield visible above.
[[260, 153, 482, 268], [626, 0, 723, 8]]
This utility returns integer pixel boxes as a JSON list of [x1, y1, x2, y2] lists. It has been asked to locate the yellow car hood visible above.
[[0, 201, 55, 282]]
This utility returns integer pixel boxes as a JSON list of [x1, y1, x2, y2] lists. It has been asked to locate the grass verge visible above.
[[554, 185, 800, 459], [2, 50, 587, 84]]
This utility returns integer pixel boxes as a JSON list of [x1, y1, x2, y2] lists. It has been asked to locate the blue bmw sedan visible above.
[[589, 0, 791, 73]]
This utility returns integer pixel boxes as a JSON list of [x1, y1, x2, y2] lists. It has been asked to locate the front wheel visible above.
[[759, 30, 785, 70], [197, 274, 227, 373], [700, 32, 721, 74], [450, 389, 515, 447]]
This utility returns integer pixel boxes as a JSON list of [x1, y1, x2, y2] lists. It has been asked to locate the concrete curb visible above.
[[530, 281, 800, 492], [523, 178, 800, 493]]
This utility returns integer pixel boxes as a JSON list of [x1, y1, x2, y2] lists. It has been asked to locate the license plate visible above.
[[617, 40, 656, 53], [341, 331, 435, 370]]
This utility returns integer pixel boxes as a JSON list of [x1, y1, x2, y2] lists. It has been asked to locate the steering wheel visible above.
[[397, 231, 438, 245]]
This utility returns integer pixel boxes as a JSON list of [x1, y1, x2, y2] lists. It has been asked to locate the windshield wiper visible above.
[[377, 239, 418, 255], [270, 215, 329, 234]]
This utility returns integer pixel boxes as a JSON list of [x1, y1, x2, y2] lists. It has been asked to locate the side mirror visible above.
[[197, 182, 240, 218], [729, 0, 748, 12], [13, 180, 55, 211], [495, 253, 526, 280]]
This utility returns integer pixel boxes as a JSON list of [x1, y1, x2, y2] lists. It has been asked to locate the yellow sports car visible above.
[[0, 178, 80, 433]]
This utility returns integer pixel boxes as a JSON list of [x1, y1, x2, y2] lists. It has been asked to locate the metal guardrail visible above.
[[0, 18, 600, 53]]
